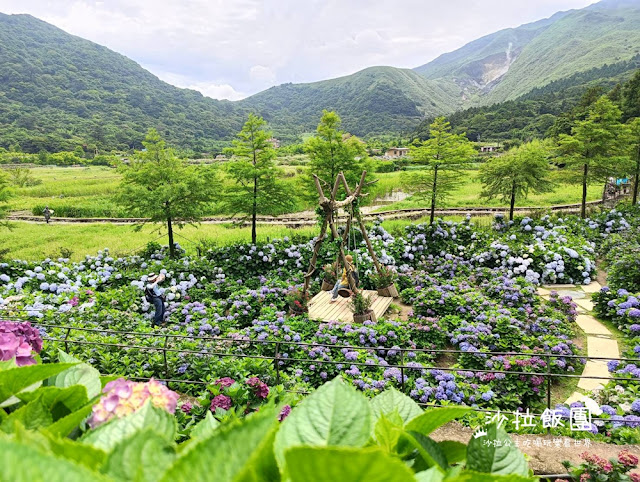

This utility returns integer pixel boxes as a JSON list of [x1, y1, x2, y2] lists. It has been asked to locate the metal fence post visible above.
[[546, 353, 552, 435], [274, 342, 281, 385], [163, 335, 170, 381], [400, 350, 406, 394], [64, 327, 72, 353]]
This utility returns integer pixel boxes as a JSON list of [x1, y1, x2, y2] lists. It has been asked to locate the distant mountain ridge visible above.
[[0, 0, 639, 152]]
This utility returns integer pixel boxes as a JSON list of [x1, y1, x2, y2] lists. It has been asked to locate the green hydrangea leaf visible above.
[[285, 446, 416, 482], [405, 407, 471, 436], [49, 351, 102, 398], [274, 377, 372, 469], [81, 402, 176, 452], [161, 409, 278, 482], [0, 362, 76, 406], [466, 424, 529, 476], [0, 438, 108, 482], [102, 428, 175, 482], [370, 388, 423, 424]]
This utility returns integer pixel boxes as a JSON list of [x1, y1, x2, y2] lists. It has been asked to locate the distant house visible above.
[[385, 147, 409, 158], [214, 154, 227, 162], [480, 145, 500, 153], [267, 137, 280, 149]]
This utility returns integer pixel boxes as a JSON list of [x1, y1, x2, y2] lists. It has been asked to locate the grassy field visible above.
[[375, 170, 603, 212], [5, 166, 603, 219], [2, 215, 498, 261], [1, 222, 320, 261]]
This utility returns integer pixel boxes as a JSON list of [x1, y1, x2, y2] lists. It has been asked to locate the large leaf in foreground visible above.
[[466, 424, 529, 477], [161, 409, 278, 482], [370, 388, 423, 424], [0, 363, 76, 405], [274, 377, 372, 468], [285, 446, 416, 482], [81, 401, 176, 451], [49, 351, 101, 398], [0, 438, 107, 482], [13, 424, 107, 469], [405, 407, 470, 436], [102, 428, 175, 482], [45, 402, 94, 438]]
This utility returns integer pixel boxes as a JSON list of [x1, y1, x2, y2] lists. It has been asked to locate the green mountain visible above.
[[239, 66, 461, 140], [415, 0, 640, 106], [0, 13, 249, 153], [1, 0, 640, 152], [414, 55, 640, 142]]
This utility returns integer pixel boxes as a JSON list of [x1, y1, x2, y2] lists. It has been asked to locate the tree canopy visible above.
[[406, 117, 476, 224], [222, 114, 294, 244], [558, 96, 631, 217], [116, 129, 219, 257], [480, 140, 555, 220]]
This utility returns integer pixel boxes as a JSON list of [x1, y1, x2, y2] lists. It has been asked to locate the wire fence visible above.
[[11, 318, 637, 424]]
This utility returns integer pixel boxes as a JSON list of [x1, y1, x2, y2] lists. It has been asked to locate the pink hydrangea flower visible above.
[[88, 378, 179, 428], [210, 394, 232, 411], [246, 377, 269, 399], [214, 377, 236, 388]]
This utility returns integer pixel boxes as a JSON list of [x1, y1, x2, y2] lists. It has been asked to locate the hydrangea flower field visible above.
[[1, 206, 640, 441]]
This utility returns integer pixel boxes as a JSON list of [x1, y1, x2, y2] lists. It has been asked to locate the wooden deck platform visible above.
[[307, 290, 394, 323]]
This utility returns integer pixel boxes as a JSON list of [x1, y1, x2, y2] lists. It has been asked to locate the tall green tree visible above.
[[480, 140, 555, 220], [628, 118, 640, 206], [558, 96, 630, 218], [304, 110, 367, 190], [405, 117, 476, 224], [223, 114, 294, 244], [116, 128, 219, 258]]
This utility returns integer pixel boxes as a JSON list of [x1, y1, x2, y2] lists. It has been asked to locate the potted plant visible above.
[[321, 262, 337, 291], [349, 290, 376, 323], [286, 288, 309, 315], [371, 266, 399, 298]]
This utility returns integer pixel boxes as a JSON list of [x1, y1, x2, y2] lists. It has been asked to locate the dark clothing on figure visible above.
[[152, 296, 165, 326]]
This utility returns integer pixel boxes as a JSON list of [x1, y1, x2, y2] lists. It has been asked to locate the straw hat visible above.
[[345, 255, 353, 262], [147, 273, 159, 282]]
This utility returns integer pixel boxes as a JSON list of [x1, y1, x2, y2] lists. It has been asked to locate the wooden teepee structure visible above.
[[301, 170, 389, 298]]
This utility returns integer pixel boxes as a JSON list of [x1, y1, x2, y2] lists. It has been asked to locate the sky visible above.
[[0, 0, 601, 100]]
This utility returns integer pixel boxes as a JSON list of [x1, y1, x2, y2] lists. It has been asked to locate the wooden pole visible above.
[[339, 171, 383, 275]]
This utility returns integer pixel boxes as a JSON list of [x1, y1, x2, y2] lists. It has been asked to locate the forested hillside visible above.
[[0, 13, 250, 153], [414, 55, 640, 141], [240, 67, 460, 141], [414, 0, 640, 106], [1, 0, 640, 152]]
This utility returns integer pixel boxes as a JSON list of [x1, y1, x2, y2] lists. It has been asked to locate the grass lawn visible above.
[[6, 166, 602, 220], [1, 221, 321, 261], [2, 215, 483, 261], [375, 170, 603, 211]]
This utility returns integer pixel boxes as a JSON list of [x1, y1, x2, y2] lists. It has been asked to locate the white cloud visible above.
[[0, 0, 601, 99], [153, 71, 247, 100]]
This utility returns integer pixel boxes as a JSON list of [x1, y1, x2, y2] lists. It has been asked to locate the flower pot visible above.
[[377, 284, 398, 298], [352, 310, 376, 324], [289, 306, 307, 316], [321, 280, 334, 291]]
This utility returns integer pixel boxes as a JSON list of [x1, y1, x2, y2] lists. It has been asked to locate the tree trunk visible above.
[[429, 164, 438, 225], [634, 151, 640, 206], [167, 215, 175, 258], [252, 176, 258, 245], [509, 182, 516, 221], [581, 163, 588, 219]]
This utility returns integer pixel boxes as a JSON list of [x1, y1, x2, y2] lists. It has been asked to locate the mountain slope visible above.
[[240, 66, 461, 139], [414, 0, 640, 106], [0, 13, 251, 152]]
